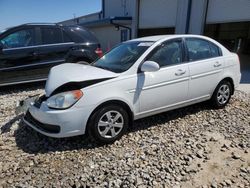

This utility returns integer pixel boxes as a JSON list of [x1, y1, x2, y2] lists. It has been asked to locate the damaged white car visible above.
[[23, 35, 241, 144]]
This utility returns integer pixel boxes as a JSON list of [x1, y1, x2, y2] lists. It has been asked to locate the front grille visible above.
[[34, 95, 47, 108], [24, 111, 60, 134]]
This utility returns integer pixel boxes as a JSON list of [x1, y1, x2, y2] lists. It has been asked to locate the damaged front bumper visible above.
[[23, 96, 94, 138]]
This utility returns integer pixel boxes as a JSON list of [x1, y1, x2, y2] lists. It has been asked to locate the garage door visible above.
[[207, 0, 250, 24], [139, 0, 178, 29]]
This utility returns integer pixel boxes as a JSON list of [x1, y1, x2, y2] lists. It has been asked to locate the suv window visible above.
[[186, 38, 221, 61], [147, 40, 183, 67], [0, 28, 35, 49], [41, 27, 63, 44], [62, 31, 73, 42]]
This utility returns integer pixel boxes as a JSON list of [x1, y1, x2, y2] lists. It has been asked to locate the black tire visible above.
[[211, 80, 232, 108], [87, 104, 129, 144]]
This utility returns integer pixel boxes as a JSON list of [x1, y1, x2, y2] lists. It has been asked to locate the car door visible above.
[[35, 26, 74, 78], [185, 38, 224, 100], [138, 39, 189, 113], [0, 27, 40, 85]]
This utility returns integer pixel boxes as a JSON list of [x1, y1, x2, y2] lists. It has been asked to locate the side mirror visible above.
[[140, 61, 160, 72]]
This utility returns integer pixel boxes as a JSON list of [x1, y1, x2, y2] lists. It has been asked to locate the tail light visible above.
[[95, 44, 103, 58]]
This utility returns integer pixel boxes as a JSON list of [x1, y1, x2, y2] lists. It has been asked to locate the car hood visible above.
[[45, 63, 118, 97]]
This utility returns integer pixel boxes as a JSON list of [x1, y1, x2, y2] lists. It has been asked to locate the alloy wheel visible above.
[[217, 84, 230, 105], [97, 110, 124, 138]]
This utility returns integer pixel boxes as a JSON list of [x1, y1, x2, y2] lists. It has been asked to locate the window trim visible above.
[[2, 42, 75, 51], [184, 37, 222, 63]]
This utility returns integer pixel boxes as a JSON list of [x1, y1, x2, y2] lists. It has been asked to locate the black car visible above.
[[0, 23, 102, 86]]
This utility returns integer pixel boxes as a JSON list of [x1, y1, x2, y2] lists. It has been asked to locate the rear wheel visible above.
[[211, 80, 232, 108], [88, 104, 129, 144]]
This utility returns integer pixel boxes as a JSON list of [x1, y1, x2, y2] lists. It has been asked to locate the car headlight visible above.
[[46, 90, 83, 109]]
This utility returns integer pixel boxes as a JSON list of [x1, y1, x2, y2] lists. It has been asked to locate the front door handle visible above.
[[29, 51, 38, 57], [32, 52, 39, 57], [214, 62, 222, 67], [175, 69, 186, 76]]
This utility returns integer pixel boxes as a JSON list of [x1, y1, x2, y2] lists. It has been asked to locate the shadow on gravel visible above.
[[131, 102, 211, 133], [0, 81, 45, 94], [10, 101, 212, 154], [1, 114, 23, 134]]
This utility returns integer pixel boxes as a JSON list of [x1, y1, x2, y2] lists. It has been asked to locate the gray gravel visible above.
[[0, 85, 249, 188]]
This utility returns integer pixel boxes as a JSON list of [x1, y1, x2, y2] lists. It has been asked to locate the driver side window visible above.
[[147, 40, 183, 67], [0, 29, 35, 49]]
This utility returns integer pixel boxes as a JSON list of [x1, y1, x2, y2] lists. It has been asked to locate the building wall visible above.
[[139, 0, 178, 29], [103, 0, 138, 38], [103, 0, 134, 17], [90, 25, 125, 51], [59, 0, 250, 47], [207, 0, 250, 24], [188, 0, 208, 34], [58, 12, 101, 26]]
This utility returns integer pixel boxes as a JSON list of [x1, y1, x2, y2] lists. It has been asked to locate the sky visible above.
[[0, 0, 101, 30]]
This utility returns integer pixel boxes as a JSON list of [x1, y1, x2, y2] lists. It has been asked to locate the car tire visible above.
[[87, 104, 129, 144], [211, 80, 232, 108]]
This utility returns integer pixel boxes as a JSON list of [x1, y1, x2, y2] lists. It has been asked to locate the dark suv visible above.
[[0, 23, 102, 86]]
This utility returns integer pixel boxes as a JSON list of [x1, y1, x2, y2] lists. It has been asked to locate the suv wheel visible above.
[[211, 80, 232, 108], [88, 105, 129, 144]]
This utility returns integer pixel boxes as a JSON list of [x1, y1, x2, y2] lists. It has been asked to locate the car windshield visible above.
[[92, 41, 153, 73]]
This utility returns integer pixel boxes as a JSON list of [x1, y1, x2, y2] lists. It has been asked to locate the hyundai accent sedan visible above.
[[23, 35, 241, 144]]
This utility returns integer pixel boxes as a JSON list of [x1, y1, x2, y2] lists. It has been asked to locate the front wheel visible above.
[[87, 105, 129, 144], [211, 80, 232, 108]]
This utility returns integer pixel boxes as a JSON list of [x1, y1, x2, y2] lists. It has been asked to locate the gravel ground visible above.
[[0, 84, 249, 188]]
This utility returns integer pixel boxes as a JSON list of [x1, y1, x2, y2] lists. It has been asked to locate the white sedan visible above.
[[24, 35, 241, 144]]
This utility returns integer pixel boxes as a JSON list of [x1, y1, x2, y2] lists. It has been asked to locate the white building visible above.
[[59, 0, 250, 81]]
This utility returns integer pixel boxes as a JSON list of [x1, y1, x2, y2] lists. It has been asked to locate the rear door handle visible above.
[[175, 69, 186, 76], [214, 62, 222, 67]]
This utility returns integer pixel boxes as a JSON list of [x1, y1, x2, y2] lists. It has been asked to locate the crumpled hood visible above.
[[45, 63, 118, 96]]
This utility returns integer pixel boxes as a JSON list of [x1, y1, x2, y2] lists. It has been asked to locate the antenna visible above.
[[73, 13, 76, 23]]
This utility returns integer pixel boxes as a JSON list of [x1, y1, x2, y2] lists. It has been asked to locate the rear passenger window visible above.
[[186, 38, 221, 61], [41, 28, 63, 44], [209, 42, 221, 57]]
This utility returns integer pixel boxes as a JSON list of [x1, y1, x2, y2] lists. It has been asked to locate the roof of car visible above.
[[130, 34, 212, 42], [130, 35, 175, 42], [23, 23, 59, 26]]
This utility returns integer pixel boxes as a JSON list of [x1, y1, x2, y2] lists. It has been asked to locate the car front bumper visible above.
[[23, 101, 94, 138]]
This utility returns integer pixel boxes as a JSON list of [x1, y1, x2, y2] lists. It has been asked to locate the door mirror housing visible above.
[[140, 61, 160, 72]]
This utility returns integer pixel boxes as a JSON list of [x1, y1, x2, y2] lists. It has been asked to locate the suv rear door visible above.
[[35, 26, 74, 77]]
